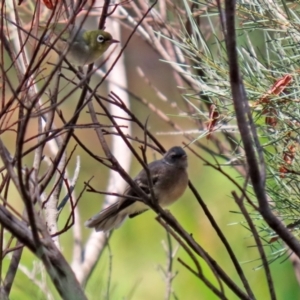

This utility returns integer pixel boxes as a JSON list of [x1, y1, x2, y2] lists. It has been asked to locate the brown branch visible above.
[[233, 191, 276, 300], [0, 205, 87, 300], [178, 258, 227, 300], [155, 212, 250, 299]]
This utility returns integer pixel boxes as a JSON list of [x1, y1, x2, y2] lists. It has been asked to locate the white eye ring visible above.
[[97, 35, 105, 43]]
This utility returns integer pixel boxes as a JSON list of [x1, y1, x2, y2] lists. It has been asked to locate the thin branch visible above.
[[233, 191, 276, 300]]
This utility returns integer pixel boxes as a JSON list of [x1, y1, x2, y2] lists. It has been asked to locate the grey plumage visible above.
[[85, 146, 188, 232]]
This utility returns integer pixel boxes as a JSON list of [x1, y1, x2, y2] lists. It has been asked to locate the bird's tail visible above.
[[84, 202, 127, 232]]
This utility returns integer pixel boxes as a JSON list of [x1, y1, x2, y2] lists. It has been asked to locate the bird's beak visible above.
[[110, 39, 119, 44], [181, 155, 187, 160]]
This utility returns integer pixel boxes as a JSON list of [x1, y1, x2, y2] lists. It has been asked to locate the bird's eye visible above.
[[97, 35, 105, 43]]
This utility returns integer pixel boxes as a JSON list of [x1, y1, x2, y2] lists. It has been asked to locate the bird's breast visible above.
[[157, 170, 188, 207]]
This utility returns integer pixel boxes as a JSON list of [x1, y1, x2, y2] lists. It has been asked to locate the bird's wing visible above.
[[134, 173, 160, 195], [52, 24, 85, 43], [119, 160, 164, 208], [123, 160, 162, 194]]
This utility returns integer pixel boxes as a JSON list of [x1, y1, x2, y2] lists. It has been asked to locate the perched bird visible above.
[[85, 146, 189, 232], [41, 23, 119, 65]]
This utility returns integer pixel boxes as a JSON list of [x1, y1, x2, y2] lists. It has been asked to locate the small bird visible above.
[[85, 146, 189, 232], [41, 23, 119, 65]]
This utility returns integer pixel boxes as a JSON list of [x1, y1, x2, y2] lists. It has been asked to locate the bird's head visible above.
[[83, 30, 119, 55], [163, 146, 187, 169]]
